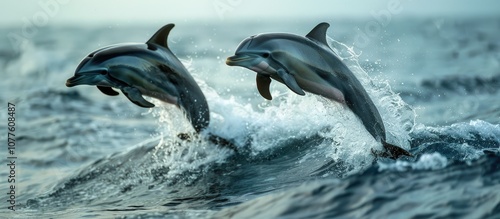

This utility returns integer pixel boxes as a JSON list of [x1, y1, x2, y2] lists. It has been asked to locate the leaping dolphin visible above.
[[226, 22, 411, 159], [66, 24, 209, 133]]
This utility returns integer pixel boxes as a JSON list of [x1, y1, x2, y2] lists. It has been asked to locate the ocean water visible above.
[[0, 17, 499, 218]]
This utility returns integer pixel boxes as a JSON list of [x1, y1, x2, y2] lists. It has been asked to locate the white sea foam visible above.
[[411, 120, 499, 164], [414, 120, 500, 143], [378, 152, 449, 172]]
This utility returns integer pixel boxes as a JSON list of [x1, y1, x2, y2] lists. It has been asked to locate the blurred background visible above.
[[1, 0, 499, 26]]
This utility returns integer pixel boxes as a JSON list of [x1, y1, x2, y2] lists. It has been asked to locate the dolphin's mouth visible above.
[[65, 69, 108, 87], [226, 54, 277, 75], [66, 74, 89, 87], [226, 54, 256, 66]]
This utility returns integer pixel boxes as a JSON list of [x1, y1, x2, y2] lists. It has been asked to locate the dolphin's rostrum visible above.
[[66, 24, 210, 133], [226, 22, 412, 159]]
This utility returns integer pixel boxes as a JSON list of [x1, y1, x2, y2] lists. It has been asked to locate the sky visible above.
[[0, 0, 499, 26]]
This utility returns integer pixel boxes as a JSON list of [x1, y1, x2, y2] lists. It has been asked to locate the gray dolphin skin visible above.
[[226, 22, 411, 159], [66, 24, 209, 133]]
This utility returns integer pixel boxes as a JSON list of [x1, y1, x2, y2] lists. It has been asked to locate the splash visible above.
[[145, 99, 234, 182], [142, 37, 416, 177], [329, 38, 416, 149], [200, 73, 413, 176]]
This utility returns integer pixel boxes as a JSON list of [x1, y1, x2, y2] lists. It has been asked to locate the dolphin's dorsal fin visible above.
[[306, 22, 330, 46], [121, 87, 155, 108], [276, 69, 305, 96], [256, 74, 273, 100], [147, 23, 175, 49]]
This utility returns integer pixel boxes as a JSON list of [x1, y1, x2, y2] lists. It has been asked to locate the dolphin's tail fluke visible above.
[[376, 141, 413, 160]]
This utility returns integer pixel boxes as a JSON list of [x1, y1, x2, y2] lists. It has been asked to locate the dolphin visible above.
[[226, 22, 411, 159], [66, 24, 209, 133]]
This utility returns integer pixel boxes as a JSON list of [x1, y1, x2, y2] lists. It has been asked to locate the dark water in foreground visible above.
[[0, 18, 499, 218]]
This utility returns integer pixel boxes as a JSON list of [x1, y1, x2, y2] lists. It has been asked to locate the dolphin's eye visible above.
[[99, 70, 107, 75], [262, 53, 270, 58]]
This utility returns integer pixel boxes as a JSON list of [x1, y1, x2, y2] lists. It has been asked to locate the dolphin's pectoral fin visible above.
[[121, 87, 155, 108], [256, 74, 273, 100], [97, 86, 120, 96], [306, 22, 330, 46], [380, 141, 413, 160], [276, 69, 305, 96]]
